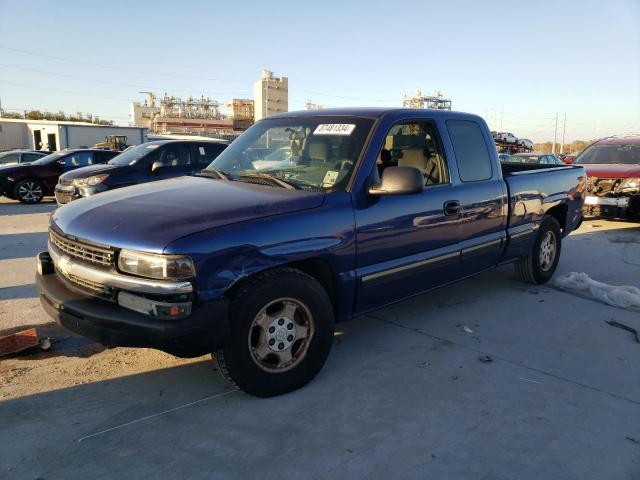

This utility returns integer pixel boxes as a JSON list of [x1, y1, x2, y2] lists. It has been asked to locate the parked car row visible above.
[[0, 149, 120, 203], [0, 140, 228, 204], [55, 140, 227, 205]]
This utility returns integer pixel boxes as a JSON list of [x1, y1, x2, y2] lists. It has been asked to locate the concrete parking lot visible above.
[[1, 196, 639, 480]]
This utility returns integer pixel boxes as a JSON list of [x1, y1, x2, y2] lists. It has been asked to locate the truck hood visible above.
[[59, 163, 124, 180], [51, 176, 326, 252], [581, 164, 640, 178]]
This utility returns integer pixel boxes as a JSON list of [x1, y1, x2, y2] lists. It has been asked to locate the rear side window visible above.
[[0, 153, 20, 164], [22, 153, 44, 162], [446, 120, 493, 182], [65, 151, 95, 167]]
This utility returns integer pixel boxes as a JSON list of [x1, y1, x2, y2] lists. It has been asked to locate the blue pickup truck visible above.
[[36, 108, 585, 396]]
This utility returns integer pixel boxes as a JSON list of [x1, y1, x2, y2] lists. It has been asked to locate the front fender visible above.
[[163, 192, 357, 303]]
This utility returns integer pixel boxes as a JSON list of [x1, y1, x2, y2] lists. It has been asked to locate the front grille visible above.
[[49, 229, 114, 267], [54, 190, 74, 205], [587, 177, 621, 196], [57, 268, 112, 296]]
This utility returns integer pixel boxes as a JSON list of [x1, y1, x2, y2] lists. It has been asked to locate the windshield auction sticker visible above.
[[322, 170, 340, 186], [314, 124, 356, 136]]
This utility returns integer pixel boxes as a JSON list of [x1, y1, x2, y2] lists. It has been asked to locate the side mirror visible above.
[[151, 161, 163, 173], [369, 166, 424, 196]]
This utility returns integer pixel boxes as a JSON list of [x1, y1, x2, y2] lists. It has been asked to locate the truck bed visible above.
[[501, 162, 564, 174], [501, 164, 586, 259]]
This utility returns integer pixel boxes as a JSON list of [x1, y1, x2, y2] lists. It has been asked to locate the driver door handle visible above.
[[443, 200, 461, 217]]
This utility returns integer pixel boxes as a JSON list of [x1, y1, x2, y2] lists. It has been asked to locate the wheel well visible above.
[[287, 259, 339, 315], [13, 177, 42, 194], [545, 204, 567, 232], [225, 259, 340, 317]]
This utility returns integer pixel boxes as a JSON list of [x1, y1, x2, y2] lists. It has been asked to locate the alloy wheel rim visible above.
[[538, 231, 557, 271], [18, 182, 42, 202], [248, 297, 314, 373]]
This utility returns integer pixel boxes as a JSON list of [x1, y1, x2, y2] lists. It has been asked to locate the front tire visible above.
[[515, 216, 562, 284], [214, 267, 335, 397], [15, 179, 44, 204]]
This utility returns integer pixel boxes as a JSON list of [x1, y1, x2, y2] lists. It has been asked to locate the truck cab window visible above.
[[376, 121, 449, 186], [446, 120, 493, 182]]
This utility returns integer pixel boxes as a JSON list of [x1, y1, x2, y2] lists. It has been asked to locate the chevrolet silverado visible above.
[[36, 108, 586, 396]]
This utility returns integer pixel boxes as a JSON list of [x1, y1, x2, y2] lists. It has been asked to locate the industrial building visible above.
[[0, 118, 146, 152], [225, 98, 255, 130], [130, 69, 288, 137], [131, 93, 255, 138], [253, 70, 289, 121], [402, 89, 452, 110]]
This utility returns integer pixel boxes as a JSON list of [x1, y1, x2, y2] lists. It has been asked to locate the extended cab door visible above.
[[444, 119, 508, 276], [353, 119, 467, 312]]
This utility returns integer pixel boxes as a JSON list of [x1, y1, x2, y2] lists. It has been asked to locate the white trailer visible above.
[[0, 119, 147, 151]]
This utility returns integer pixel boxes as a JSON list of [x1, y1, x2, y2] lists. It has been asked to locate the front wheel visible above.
[[515, 216, 562, 284], [214, 267, 335, 397], [15, 179, 44, 204]]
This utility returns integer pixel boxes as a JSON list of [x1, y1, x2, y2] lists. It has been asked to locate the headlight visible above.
[[616, 178, 640, 192], [73, 174, 109, 187], [117, 249, 195, 280]]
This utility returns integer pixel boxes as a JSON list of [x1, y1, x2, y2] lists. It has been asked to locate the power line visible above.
[[288, 87, 397, 103], [0, 45, 252, 84], [0, 63, 252, 97], [0, 80, 134, 101], [0, 44, 400, 103], [500, 111, 556, 120]]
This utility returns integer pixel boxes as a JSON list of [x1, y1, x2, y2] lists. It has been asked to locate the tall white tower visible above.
[[253, 69, 288, 121]]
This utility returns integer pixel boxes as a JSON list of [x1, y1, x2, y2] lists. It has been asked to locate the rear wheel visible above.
[[214, 267, 335, 397], [515, 216, 562, 284], [15, 179, 44, 204]]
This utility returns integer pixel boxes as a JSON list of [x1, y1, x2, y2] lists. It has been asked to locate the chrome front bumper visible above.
[[54, 184, 77, 206], [46, 241, 193, 319]]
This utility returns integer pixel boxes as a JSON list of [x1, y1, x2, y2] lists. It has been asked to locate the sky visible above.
[[0, 0, 638, 143]]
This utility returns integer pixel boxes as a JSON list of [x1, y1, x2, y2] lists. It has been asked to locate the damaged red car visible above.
[[575, 135, 640, 220]]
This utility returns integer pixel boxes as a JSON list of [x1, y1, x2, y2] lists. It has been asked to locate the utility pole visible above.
[[500, 109, 504, 131], [552, 112, 558, 154], [560, 113, 567, 154]]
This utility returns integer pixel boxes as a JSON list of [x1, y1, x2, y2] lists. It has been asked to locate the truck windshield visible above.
[[575, 144, 640, 165], [109, 143, 160, 165], [207, 116, 375, 191]]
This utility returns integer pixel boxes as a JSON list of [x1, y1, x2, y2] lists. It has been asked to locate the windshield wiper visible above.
[[237, 172, 298, 190], [199, 167, 231, 180]]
